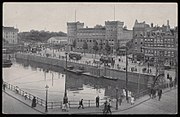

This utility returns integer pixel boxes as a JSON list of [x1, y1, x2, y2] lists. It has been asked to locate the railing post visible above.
[[89, 100, 90, 107], [51, 102, 53, 109], [37, 97, 39, 104], [41, 99, 43, 106], [68, 101, 70, 108], [29, 94, 31, 100], [22, 91, 24, 96], [60, 102, 62, 109]]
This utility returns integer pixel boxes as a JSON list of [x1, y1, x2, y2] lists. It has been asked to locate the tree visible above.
[[82, 41, 88, 55], [105, 40, 111, 56], [92, 40, 99, 58], [72, 40, 76, 50]]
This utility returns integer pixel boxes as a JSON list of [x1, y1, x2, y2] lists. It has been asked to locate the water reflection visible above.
[[9, 58, 147, 101]]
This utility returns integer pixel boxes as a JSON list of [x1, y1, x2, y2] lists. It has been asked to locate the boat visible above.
[[99, 75, 118, 81], [82, 72, 118, 81], [3, 59, 13, 67], [65, 67, 85, 75]]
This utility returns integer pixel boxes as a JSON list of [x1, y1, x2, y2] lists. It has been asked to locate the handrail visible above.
[[3, 81, 46, 107], [3, 79, 174, 110]]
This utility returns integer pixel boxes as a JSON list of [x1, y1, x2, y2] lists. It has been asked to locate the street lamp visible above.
[[125, 46, 128, 102], [45, 85, 49, 112], [116, 87, 118, 110], [63, 52, 68, 105], [119, 46, 128, 102], [137, 63, 141, 97]]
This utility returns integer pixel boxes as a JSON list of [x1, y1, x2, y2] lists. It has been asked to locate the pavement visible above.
[[2, 84, 177, 114]]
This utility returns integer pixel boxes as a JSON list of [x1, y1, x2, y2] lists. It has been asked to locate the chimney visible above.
[[167, 20, 169, 26], [151, 23, 153, 27]]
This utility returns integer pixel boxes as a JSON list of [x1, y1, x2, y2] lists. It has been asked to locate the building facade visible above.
[[67, 21, 133, 54], [3, 26, 19, 44], [132, 20, 177, 67]]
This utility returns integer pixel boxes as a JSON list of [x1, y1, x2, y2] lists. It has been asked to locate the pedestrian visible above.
[[107, 99, 112, 114], [119, 97, 122, 106], [15, 86, 19, 94], [103, 100, 108, 114], [130, 96, 135, 105], [152, 88, 155, 99], [78, 99, 84, 109], [24, 92, 28, 100], [149, 88, 153, 98], [158, 89, 162, 101], [96, 96, 100, 107], [169, 78, 173, 89], [3, 83, 6, 91], [31, 97, 37, 108]]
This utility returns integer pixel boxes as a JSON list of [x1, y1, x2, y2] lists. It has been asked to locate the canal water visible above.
[[3, 58, 147, 102]]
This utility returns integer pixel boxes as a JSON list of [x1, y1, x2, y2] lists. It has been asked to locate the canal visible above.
[[3, 58, 147, 102]]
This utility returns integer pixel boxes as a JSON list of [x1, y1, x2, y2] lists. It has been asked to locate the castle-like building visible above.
[[67, 21, 133, 54]]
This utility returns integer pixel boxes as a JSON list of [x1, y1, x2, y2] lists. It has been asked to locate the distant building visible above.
[[67, 21, 133, 54], [132, 20, 177, 67], [3, 26, 19, 44], [47, 36, 68, 46]]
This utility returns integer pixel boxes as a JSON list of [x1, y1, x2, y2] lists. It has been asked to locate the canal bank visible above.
[[15, 53, 155, 85]]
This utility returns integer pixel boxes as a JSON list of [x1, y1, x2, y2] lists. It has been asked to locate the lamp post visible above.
[[138, 63, 141, 97], [116, 87, 118, 110], [125, 46, 128, 102], [63, 52, 68, 104], [45, 85, 49, 112]]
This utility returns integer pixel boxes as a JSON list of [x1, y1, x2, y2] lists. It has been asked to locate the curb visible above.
[[74, 87, 177, 114]]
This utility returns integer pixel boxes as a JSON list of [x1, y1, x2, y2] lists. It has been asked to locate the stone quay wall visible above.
[[15, 53, 154, 85]]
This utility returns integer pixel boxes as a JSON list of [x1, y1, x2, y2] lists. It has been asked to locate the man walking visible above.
[[31, 97, 37, 108], [158, 89, 162, 101], [96, 96, 100, 107], [78, 99, 84, 109], [107, 99, 112, 114], [3, 83, 6, 91]]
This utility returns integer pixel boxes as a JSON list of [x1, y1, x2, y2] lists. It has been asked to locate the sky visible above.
[[3, 2, 178, 33]]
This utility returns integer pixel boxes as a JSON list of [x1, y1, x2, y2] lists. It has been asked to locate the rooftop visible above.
[[3, 26, 19, 32]]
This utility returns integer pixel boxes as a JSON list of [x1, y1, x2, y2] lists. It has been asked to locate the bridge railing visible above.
[[3, 81, 46, 108]]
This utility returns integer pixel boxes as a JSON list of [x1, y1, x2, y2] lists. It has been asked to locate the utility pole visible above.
[[138, 63, 141, 97], [116, 87, 118, 110], [125, 47, 128, 102], [75, 9, 76, 22], [63, 52, 68, 105], [114, 5, 115, 21]]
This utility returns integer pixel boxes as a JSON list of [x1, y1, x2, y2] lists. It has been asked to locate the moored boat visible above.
[[3, 59, 12, 67]]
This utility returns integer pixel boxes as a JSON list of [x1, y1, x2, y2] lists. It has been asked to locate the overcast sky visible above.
[[3, 2, 177, 33]]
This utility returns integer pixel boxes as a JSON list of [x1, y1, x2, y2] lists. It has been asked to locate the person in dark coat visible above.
[[107, 99, 112, 114], [31, 97, 37, 108], [103, 100, 108, 114], [152, 88, 156, 99], [78, 99, 84, 109], [96, 96, 100, 107], [3, 83, 6, 91], [158, 89, 162, 101]]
